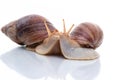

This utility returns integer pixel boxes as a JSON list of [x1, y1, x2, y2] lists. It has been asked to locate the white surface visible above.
[[0, 0, 120, 80], [0, 47, 100, 80]]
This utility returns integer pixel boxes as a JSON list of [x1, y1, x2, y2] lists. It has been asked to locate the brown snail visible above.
[[1, 14, 103, 60]]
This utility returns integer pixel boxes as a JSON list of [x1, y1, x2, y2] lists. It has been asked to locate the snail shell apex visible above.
[[1, 21, 23, 45]]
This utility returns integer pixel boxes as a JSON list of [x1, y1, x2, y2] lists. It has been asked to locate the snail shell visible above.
[[70, 22, 103, 49], [1, 14, 57, 46]]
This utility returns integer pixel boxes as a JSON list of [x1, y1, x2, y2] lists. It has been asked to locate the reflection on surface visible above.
[[0, 47, 100, 80]]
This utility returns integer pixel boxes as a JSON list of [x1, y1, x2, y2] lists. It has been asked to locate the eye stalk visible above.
[[62, 19, 74, 35], [44, 20, 52, 37]]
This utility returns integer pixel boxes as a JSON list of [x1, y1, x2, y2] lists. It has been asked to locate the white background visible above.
[[0, 0, 120, 80]]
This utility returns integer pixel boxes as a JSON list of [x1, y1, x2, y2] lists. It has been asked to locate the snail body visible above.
[[1, 14, 103, 60]]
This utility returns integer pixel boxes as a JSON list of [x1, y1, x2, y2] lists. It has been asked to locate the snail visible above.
[[1, 14, 103, 60]]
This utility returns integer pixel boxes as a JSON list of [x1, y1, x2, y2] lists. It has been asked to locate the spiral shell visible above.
[[1, 20, 23, 45], [70, 22, 103, 49], [1, 14, 57, 46]]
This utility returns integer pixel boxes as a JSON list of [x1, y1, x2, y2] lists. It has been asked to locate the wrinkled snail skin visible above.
[[59, 34, 99, 60], [1, 14, 58, 46], [35, 33, 62, 55], [70, 22, 103, 49]]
